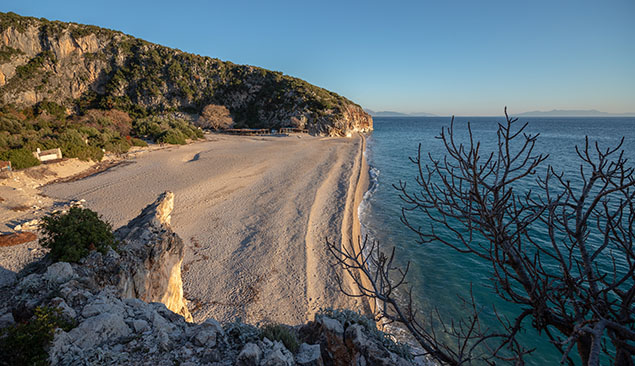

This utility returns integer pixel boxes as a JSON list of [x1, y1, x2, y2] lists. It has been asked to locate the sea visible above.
[[359, 116, 635, 365]]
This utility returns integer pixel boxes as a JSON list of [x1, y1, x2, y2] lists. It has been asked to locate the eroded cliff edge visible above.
[[0, 12, 372, 136]]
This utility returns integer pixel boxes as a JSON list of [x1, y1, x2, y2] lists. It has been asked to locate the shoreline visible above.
[[0, 133, 375, 325], [343, 133, 375, 315], [36, 133, 369, 325]]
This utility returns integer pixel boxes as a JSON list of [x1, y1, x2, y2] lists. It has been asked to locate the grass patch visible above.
[[261, 324, 299, 353]]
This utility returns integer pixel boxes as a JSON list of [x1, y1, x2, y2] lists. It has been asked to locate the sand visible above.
[[0, 145, 170, 275], [38, 133, 370, 325]]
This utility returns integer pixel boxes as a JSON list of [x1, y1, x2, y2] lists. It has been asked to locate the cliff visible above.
[[0, 192, 414, 365], [0, 12, 372, 136]]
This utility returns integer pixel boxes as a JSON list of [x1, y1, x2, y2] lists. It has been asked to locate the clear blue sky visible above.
[[3, 0, 634, 115]]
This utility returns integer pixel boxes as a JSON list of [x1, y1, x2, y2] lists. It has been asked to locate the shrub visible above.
[[39, 207, 116, 262], [130, 137, 148, 147], [0, 306, 75, 366], [35, 101, 66, 120], [15, 51, 55, 79], [0, 148, 40, 169], [157, 129, 186, 145], [260, 324, 299, 353], [61, 143, 103, 162], [102, 137, 131, 154]]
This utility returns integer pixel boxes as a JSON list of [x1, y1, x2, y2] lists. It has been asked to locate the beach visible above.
[[28, 133, 371, 325]]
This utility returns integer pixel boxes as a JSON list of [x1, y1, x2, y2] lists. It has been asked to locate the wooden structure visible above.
[[33, 148, 63, 162], [0, 160, 11, 172], [224, 128, 271, 136], [280, 127, 308, 134]]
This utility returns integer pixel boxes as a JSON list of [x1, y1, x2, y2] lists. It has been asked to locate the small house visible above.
[[33, 148, 63, 162], [0, 160, 11, 172]]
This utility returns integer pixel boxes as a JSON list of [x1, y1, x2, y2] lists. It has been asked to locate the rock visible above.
[[237, 342, 262, 366], [262, 341, 294, 366], [0, 191, 418, 365], [314, 316, 350, 365], [296, 343, 323, 366], [115, 192, 192, 321], [67, 312, 131, 349], [81, 291, 125, 318], [0, 312, 15, 328], [50, 297, 77, 319], [45, 262, 74, 284], [17, 273, 43, 292], [345, 324, 366, 349], [12, 224, 21, 231], [132, 319, 149, 333], [21, 218, 41, 230], [193, 322, 217, 347], [318, 316, 344, 336], [0, 270, 16, 288]]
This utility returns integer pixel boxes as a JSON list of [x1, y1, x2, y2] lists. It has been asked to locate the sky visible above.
[[2, 0, 634, 116]]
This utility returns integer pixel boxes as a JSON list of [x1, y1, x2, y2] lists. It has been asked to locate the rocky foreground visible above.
[[0, 192, 414, 365]]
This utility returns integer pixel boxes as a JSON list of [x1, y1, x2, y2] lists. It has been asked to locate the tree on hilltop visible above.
[[328, 109, 635, 365]]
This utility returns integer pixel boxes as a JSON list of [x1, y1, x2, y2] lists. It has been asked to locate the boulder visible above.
[[0, 312, 15, 328], [296, 343, 323, 366], [45, 262, 74, 284], [237, 342, 262, 366], [262, 341, 294, 366]]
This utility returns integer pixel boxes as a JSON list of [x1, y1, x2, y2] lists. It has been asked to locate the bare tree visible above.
[[197, 104, 233, 130], [328, 109, 635, 365]]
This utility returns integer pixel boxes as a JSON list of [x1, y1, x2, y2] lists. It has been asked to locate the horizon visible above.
[[1, 0, 634, 116]]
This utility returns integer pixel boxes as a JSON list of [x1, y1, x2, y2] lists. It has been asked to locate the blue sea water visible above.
[[360, 116, 635, 365]]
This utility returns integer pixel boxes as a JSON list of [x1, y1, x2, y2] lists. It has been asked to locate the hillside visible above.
[[0, 12, 372, 135]]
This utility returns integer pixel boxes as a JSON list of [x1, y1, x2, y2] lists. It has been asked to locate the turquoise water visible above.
[[360, 116, 635, 364]]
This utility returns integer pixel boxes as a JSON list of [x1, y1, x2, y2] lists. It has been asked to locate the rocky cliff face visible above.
[[0, 192, 414, 365], [0, 12, 372, 136], [115, 191, 192, 321]]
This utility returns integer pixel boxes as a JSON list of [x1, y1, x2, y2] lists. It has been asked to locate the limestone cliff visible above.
[[0, 12, 372, 136]]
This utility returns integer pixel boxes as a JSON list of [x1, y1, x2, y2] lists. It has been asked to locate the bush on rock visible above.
[[39, 207, 116, 262]]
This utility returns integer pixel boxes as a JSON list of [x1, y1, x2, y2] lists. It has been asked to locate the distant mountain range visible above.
[[364, 109, 437, 117], [516, 109, 635, 117], [364, 109, 635, 118]]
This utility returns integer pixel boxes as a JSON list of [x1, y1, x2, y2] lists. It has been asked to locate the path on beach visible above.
[[44, 134, 367, 325]]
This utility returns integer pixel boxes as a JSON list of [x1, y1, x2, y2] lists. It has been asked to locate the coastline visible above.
[[35, 133, 369, 324], [341, 133, 374, 315]]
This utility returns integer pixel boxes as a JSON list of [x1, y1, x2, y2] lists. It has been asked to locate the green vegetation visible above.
[[0, 103, 202, 170], [15, 51, 56, 79], [0, 45, 23, 62], [0, 306, 75, 366], [0, 148, 40, 169], [39, 207, 117, 262], [260, 324, 300, 353], [134, 115, 203, 144], [130, 137, 148, 147], [35, 100, 66, 120], [0, 11, 366, 142]]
